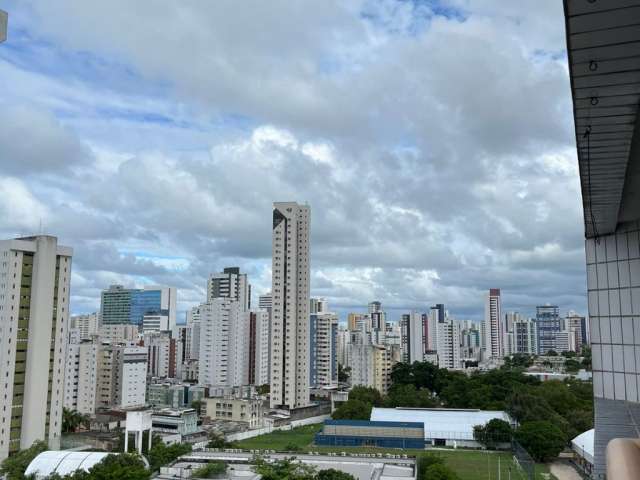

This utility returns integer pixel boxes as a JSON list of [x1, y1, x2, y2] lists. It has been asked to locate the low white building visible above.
[[571, 429, 594, 477], [370, 407, 512, 448]]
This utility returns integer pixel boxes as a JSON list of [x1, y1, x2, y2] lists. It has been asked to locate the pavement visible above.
[[549, 461, 583, 480]]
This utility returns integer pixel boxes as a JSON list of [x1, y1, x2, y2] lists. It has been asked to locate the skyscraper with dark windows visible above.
[[535, 305, 561, 355]]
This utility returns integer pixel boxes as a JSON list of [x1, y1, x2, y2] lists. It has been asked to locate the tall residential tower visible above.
[[0, 236, 72, 460], [270, 202, 311, 410]]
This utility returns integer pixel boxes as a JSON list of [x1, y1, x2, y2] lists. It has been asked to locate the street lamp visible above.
[[0, 9, 7, 43]]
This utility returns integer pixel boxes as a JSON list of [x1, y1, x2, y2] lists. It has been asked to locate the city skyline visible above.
[[0, 2, 587, 321]]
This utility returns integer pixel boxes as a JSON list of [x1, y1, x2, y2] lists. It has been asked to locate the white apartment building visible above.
[[198, 298, 250, 388], [249, 310, 270, 386], [483, 289, 503, 359], [0, 236, 72, 460], [99, 324, 139, 344], [347, 331, 399, 394], [310, 312, 338, 388], [514, 318, 538, 355], [71, 313, 98, 340], [436, 320, 461, 369], [337, 327, 350, 366], [144, 331, 174, 378], [270, 202, 311, 410], [208, 267, 250, 311], [142, 314, 171, 333], [96, 343, 147, 409], [63, 332, 98, 415], [400, 312, 425, 364], [258, 293, 272, 310], [186, 306, 201, 360]]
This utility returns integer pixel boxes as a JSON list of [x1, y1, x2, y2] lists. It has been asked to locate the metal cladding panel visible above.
[[564, 0, 640, 237]]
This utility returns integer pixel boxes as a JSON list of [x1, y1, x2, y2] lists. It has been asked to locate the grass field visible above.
[[232, 424, 322, 451], [232, 425, 555, 480]]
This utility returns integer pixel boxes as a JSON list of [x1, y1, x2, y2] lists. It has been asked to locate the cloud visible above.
[[0, 0, 587, 320]]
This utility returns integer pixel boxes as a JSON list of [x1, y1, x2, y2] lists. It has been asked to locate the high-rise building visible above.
[[368, 301, 382, 313], [248, 310, 270, 386], [98, 323, 139, 344], [346, 331, 399, 394], [514, 318, 537, 355], [63, 332, 98, 415], [144, 331, 176, 378], [483, 289, 503, 359], [71, 313, 99, 340], [0, 236, 72, 459], [310, 312, 339, 388], [310, 297, 329, 314], [207, 267, 250, 311], [566, 311, 589, 350], [336, 326, 350, 366], [186, 306, 201, 360], [536, 305, 561, 355], [198, 299, 250, 388], [100, 285, 177, 331], [436, 320, 461, 369], [95, 343, 147, 409], [258, 293, 272, 310], [400, 312, 425, 364], [270, 202, 311, 410]]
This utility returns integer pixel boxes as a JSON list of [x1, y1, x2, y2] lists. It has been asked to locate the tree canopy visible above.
[[0, 440, 47, 480], [515, 421, 567, 462]]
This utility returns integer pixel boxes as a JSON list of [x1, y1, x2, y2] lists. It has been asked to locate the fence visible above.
[[511, 440, 535, 480], [225, 414, 330, 442]]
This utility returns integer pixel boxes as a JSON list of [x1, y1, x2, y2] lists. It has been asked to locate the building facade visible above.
[[198, 298, 250, 388], [310, 312, 338, 388], [270, 202, 311, 409], [64, 336, 98, 415], [71, 313, 99, 340], [100, 285, 176, 331], [207, 267, 250, 311], [0, 236, 72, 459], [400, 312, 425, 364], [483, 289, 503, 359], [536, 305, 561, 355]]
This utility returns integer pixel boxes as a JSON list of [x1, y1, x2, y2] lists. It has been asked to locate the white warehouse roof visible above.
[[25, 451, 113, 478], [370, 408, 512, 441], [571, 429, 595, 466]]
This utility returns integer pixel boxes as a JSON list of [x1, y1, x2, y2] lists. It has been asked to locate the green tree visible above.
[[515, 421, 566, 462], [147, 442, 192, 471], [58, 453, 150, 480], [581, 346, 592, 370], [192, 462, 226, 478], [422, 464, 460, 480], [0, 440, 48, 480], [62, 408, 90, 433], [546, 350, 558, 356], [348, 386, 382, 406], [253, 457, 316, 480], [384, 384, 436, 408], [316, 468, 356, 480], [564, 359, 581, 373], [257, 384, 270, 395], [338, 365, 351, 383], [473, 419, 512, 449], [416, 455, 459, 480], [331, 399, 372, 420], [207, 432, 228, 449]]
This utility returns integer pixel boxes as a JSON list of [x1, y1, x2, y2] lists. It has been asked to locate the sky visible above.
[[0, 1, 586, 322]]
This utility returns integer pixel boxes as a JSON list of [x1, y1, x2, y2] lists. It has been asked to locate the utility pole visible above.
[[498, 455, 501, 480]]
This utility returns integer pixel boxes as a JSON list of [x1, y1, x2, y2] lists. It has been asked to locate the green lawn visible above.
[[232, 426, 555, 480], [232, 424, 322, 451], [422, 450, 554, 480]]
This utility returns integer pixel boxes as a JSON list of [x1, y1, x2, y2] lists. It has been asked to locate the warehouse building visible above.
[[315, 419, 425, 449], [370, 407, 512, 448]]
